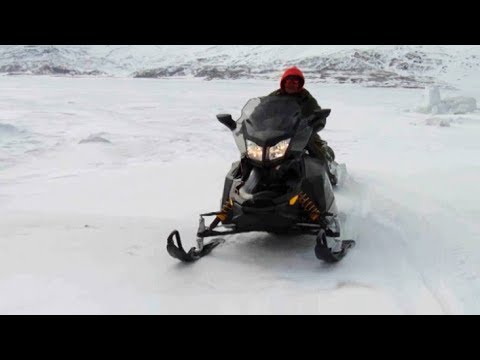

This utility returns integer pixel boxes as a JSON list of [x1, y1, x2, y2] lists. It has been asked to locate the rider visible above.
[[268, 66, 337, 185]]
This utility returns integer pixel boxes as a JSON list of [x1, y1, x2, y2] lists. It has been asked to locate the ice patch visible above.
[[425, 117, 452, 127], [0, 123, 21, 136], [422, 115, 480, 128], [442, 97, 477, 114], [417, 86, 477, 114]]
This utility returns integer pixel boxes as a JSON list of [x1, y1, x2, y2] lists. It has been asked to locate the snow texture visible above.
[[1, 51, 480, 313]]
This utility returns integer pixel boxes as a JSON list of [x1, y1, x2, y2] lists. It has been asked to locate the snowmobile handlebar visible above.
[[216, 114, 236, 131], [216, 108, 331, 133], [309, 109, 331, 131]]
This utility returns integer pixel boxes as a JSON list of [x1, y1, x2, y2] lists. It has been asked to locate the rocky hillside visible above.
[[0, 45, 478, 88]]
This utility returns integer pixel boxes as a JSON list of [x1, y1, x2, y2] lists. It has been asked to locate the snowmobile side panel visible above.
[[302, 156, 337, 214]]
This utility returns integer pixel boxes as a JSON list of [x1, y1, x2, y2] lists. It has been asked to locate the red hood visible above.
[[280, 66, 305, 91]]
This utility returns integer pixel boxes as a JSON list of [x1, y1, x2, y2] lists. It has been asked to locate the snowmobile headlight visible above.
[[267, 139, 291, 160], [246, 140, 263, 161]]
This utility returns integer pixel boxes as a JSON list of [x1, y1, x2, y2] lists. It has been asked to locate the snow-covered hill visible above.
[[1, 45, 479, 88]]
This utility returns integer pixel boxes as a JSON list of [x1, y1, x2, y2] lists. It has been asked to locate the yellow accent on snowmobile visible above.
[[289, 195, 299, 205]]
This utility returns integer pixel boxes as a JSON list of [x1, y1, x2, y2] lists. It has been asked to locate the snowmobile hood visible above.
[[239, 96, 303, 147]]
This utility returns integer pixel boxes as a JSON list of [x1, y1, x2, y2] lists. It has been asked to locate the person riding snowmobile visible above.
[[268, 66, 337, 185]]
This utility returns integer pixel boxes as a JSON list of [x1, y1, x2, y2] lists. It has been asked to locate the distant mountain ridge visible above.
[[0, 45, 478, 88]]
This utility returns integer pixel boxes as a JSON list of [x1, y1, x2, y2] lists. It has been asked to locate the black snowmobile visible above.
[[167, 96, 355, 263]]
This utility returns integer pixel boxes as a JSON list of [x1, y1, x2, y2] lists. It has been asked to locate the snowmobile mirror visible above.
[[216, 114, 236, 131], [313, 109, 331, 120], [309, 109, 331, 129]]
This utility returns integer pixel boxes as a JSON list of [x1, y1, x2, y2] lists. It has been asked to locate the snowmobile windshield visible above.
[[239, 97, 303, 146]]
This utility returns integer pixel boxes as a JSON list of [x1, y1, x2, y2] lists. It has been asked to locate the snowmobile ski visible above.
[[167, 230, 225, 262], [166, 214, 229, 262], [314, 228, 356, 263]]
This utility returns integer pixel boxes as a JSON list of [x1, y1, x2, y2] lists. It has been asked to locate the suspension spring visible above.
[[216, 198, 234, 222], [298, 191, 321, 223]]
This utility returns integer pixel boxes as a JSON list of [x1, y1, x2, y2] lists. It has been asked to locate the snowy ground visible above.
[[1, 76, 479, 314]]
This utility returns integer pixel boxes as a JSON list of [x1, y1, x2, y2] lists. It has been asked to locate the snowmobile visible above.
[[166, 96, 355, 263]]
